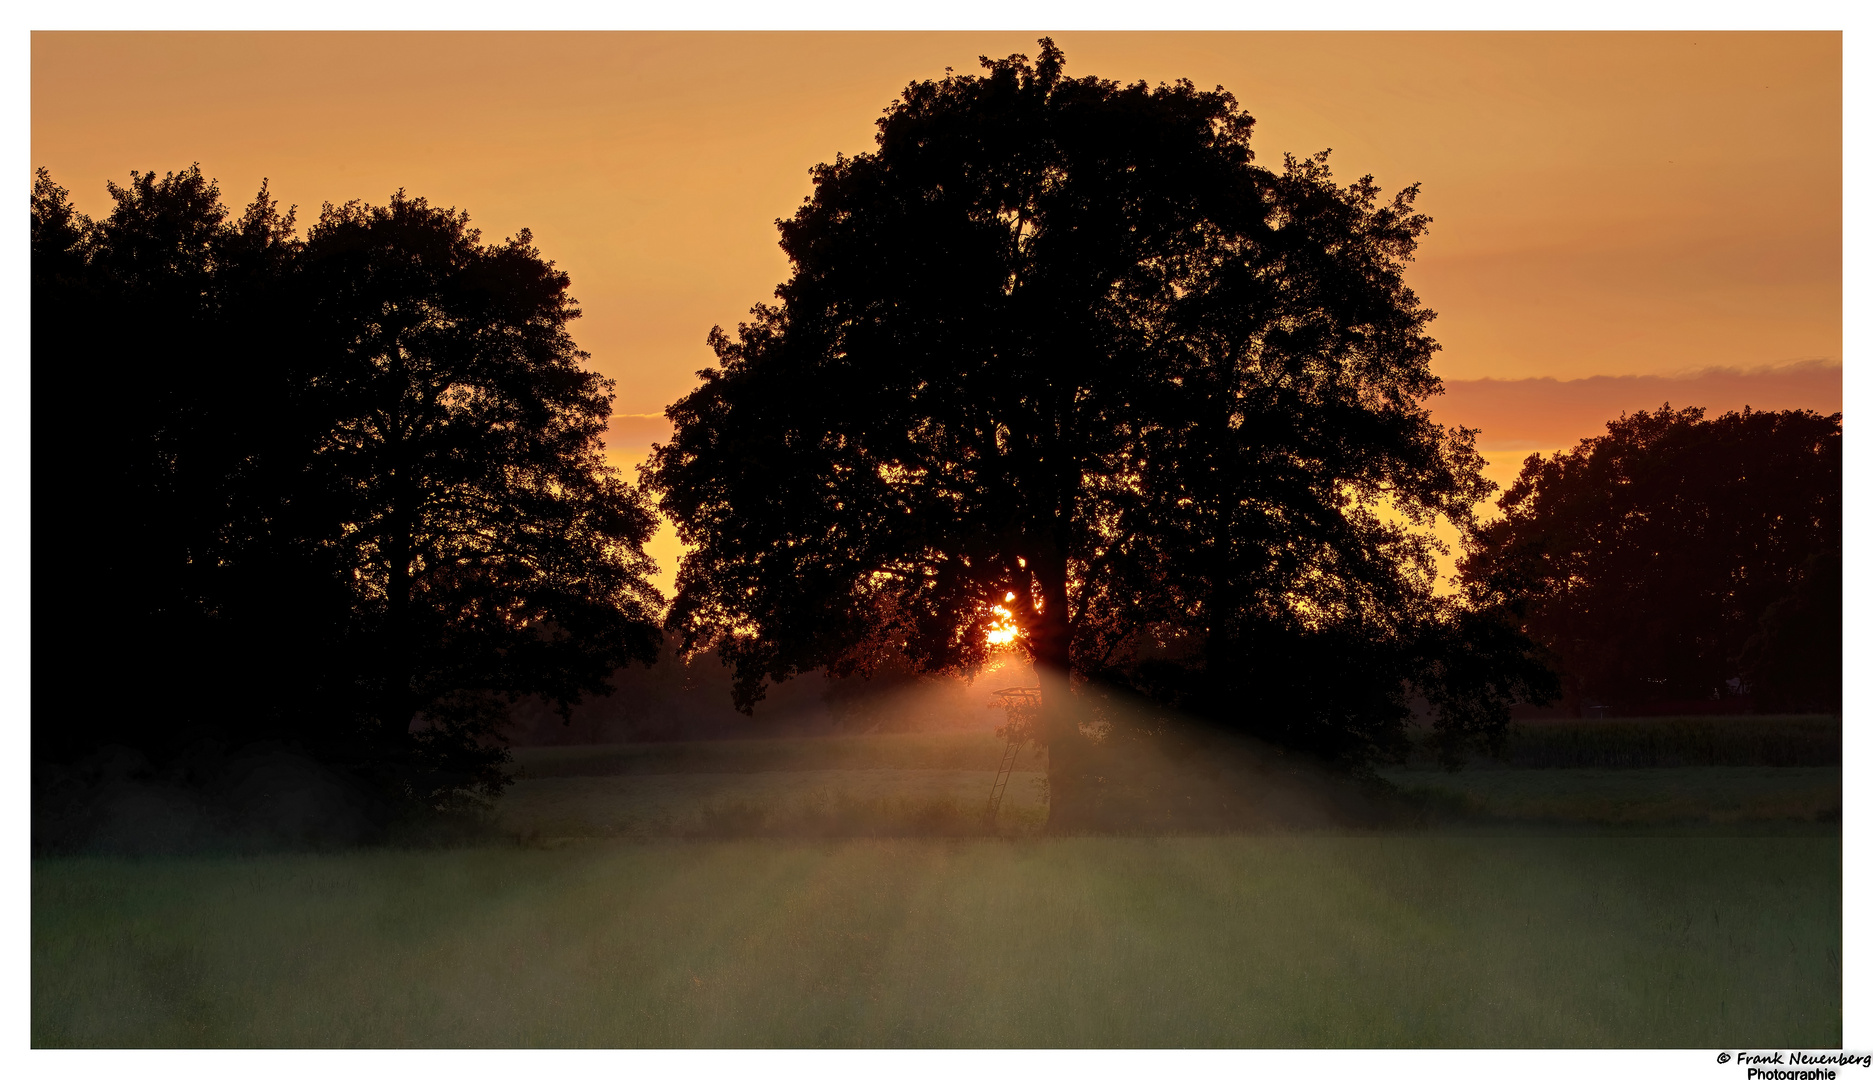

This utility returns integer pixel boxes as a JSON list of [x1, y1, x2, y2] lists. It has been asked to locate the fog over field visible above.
[[29, 29, 1845, 1052], [34, 722, 1842, 1048]]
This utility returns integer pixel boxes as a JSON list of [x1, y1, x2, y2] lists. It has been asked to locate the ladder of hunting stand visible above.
[[984, 686, 1041, 824]]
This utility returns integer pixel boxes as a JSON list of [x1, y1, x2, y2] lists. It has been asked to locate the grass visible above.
[[501, 769, 1049, 840], [32, 727, 1844, 1047], [501, 732, 1049, 840], [32, 833, 1841, 1047]]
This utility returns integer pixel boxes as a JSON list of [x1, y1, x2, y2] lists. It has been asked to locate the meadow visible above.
[[32, 721, 1843, 1048]]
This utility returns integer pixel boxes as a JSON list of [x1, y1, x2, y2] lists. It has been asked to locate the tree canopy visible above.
[[1460, 404, 1840, 715], [648, 41, 1553, 825], [33, 166, 661, 816]]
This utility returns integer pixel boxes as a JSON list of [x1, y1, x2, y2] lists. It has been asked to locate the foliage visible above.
[[1737, 552, 1841, 713], [1409, 715, 1840, 769], [34, 165, 317, 760], [296, 193, 662, 802], [1383, 766, 1841, 827], [31, 166, 661, 814], [1459, 405, 1839, 714], [648, 41, 1554, 817]]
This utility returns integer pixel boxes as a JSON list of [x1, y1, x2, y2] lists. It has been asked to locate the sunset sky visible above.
[[32, 31, 1842, 588]]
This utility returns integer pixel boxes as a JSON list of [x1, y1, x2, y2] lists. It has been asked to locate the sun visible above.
[[986, 591, 1022, 647]]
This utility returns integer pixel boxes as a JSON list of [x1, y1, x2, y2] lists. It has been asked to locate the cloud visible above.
[[602, 412, 675, 462], [1432, 360, 1841, 452], [606, 364, 1844, 467]]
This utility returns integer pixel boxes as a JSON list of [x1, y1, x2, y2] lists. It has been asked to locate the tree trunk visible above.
[[383, 544, 412, 749], [1201, 349, 1242, 726], [1029, 550, 1087, 832], [379, 408, 417, 769], [1202, 496, 1236, 725]]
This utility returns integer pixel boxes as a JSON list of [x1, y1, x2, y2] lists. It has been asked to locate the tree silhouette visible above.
[[298, 193, 663, 801], [648, 42, 1552, 826], [33, 165, 311, 764], [1460, 405, 1840, 715], [32, 168, 661, 815], [1738, 551, 1841, 713]]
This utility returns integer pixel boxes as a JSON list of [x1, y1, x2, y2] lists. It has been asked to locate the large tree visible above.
[[298, 193, 663, 802], [648, 42, 1551, 825], [32, 169, 661, 813], [1460, 404, 1840, 715]]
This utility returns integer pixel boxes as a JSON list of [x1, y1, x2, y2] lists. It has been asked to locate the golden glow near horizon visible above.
[[987, 592, 1022, 647], [32, 32, 1841, 600]]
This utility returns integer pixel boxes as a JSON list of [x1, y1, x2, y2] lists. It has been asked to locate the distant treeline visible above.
[[1461, 404, 1840, 718], [1408, 715, 1842, 770]]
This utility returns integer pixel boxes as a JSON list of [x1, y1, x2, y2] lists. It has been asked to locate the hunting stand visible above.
[[984, 685, 1041, 825]]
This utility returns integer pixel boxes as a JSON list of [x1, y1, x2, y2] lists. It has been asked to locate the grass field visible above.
[[32, 725, 1843, 1048], [500, 732, 1048, 839]]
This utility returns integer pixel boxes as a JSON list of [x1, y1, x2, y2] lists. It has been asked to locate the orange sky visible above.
[[32, 31, 1842, 588]]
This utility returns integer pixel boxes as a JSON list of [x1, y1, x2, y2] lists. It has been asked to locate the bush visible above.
[[1445, 715, 1840, 769]]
